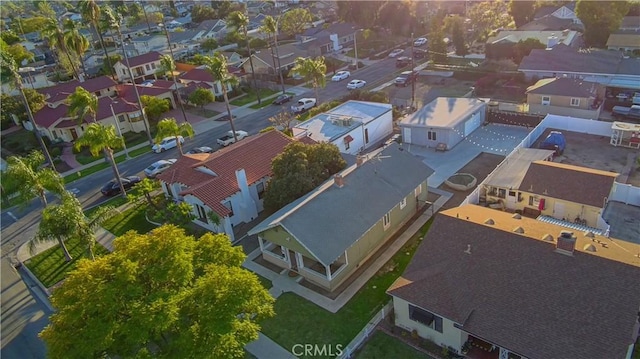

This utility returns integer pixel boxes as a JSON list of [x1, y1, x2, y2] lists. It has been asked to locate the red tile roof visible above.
[[157, 131, 296, 216], [181, 68, 215, 82], [34, 96, 139, 128], [116, 84, 172, 104], [39, 76, 117, 103], [118, 51, 162, 67], [34, 103, 71, 128]]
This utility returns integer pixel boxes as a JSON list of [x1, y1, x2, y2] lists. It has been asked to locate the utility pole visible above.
[[274, 16, 286, 94], [411, 32, 415, 110], [159, 22, 189, 124]]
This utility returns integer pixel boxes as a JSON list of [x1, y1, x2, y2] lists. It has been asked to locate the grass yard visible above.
[[25, 237, 110, 288], [186, 106, 220, 119], [230, 88, 280, 106], [249, 92, 296, 110], [256, 274, 273, 290], [64, 146, 151, 184], [260, 219, 434, 358], [102, 202, 157, 237], [355, 331, 433, 359]]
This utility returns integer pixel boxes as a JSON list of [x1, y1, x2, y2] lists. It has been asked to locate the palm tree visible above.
[[43, 19, 80, 80], [0, 52, 57, 171], [155, 117, 194, 155], [227, 10, 261, 105], [79, 0, 115, 78], [203, 53, 240, 141], [67, 87, 98, 125], [291, 56, 327, 102], [74, 123, 127, 198], [157, 53, 188, 123], [63, 19, 90, 76], [104, 5, 154, 145], [5, 151, 65, 208], [261, 15, 285, 94], [76, 200, 118, 260]]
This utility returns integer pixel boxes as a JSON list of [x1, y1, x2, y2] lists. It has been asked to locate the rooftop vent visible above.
[[484, 218, 495, 225], [556, 230, 576, 255], [464, 244, 472, 255], [584, 231, 595, 238], [511, 213, 522, 219], [541, 233, 554, 242], [583, 244, 597, 252], [513, 226, 524, 234]]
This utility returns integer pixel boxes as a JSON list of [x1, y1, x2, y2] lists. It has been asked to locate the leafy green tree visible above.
[[268, 110, 296, 135], [512, 38, 546, 63], [191, 4, 217, 23], [43, 18, 79, 79], [260, 15, 284, 93], [291, 56, 326, 104], [79, 0, 115, 77], [74, 123, 127, 198], [212, 0, 233, 19], [188, 87, 215, 114], [154, 117, 194, 155], [0, 38, 34, 72], [11, 16, 48, 34], [4, 150, 65, 208], [376, 1, 416, 36], [67, 87, 98, 125], [428, 22, 447, 63], [264, 142, 346, 213], [450, 17, 468, 57], [140, 95, 170, 122], [33, 192, 117, 261], [99, 54, 121, 76], [227, 10, 261, 104], [0, 89, 45, 126], [131, 177, 160, 209], [201, 38, 219, 53], [281, 8, 313, 37], [63, 19, 90, 75], [40, 225, 274, 359], [508, 1, 536, 27], [0, 31, 21, 45], [203, 53, 240, 141], [576, 0, 631, 47], [467, 1, 513, 42]]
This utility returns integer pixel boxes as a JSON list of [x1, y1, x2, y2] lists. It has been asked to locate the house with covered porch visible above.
[[388, 204, 640, 359], [526, 77, 605, 119], [248, 143, 434, 292]]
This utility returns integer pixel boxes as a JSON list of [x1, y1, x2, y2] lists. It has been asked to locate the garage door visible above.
[[463, 112, 482, 137], [403, 127, 412, 144]]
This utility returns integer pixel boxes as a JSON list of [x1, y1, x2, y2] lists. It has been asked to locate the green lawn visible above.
[[186, 106, 220, 119], [83, 195, 131, 218], [260, 219, 434, 358], [25, 236, 110, 288], [249, 92, 296, 110], [355, 331, 433, 359], [102, 202, 157, 237], [256, 274, 273, 290], [230, 88, 280, 106], [64, 146, 151, 184]]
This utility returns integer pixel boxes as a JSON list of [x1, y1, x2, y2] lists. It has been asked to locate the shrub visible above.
[[249, 38, 268, 49]]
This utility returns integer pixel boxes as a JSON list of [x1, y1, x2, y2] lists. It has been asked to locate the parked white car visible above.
[[347, 79, 367, 90], [331, 70, 351, 81], [152, 136, 184, 153], [144, 159, 177, 178], [388, 49, 405, 58], [217, 130, 249, 147], [414, 37, 427, 47], [291, 98, 317, 113]]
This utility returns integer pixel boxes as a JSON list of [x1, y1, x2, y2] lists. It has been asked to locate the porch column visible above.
[[257, 236, 264, 252], [325, 265, 332, 281], [295, 252, 303, 269]]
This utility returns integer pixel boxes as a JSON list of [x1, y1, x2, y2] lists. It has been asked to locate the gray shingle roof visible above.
[[249, 143, 434, 265], [526, 77, 600, 97], [389, 207, 640, 359], [519, 44, 628, 75]]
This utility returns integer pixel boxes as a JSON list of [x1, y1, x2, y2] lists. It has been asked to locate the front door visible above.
[[506, 190, 517, 209], [70, 128, 78, 140], [288, 250, 298, 271], [554, 202, 565, 220]]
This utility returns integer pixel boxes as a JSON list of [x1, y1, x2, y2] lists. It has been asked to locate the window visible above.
[[414, 184, 422, 196], [408, 304, 443, 333], [196, 204, 207, 222], [122, 69, 126, 75], [118, 115, 126, 122], [145, 64, 151, 71], [256, 182, 265, 199], [400, 197, 407, 209], [570, 98, 580, 107], [428, 131, 437, 141], [541, 96, 551, 105], [94, 91, 101, 96], [364, 128, 369, 144], [382, 211, 391, 230], [498, 188, 506, 198], [151, 63, 156, 69], [223, 201, 234, 217]]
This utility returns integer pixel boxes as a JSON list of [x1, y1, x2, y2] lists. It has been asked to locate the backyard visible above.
[[355, 330, 433, 359], [259, 218, 434, 358]]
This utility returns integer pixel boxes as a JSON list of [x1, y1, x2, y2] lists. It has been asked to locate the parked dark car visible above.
[[187, 146, 214, 154], [413, 49, 428, 59], [216, 113, 238, 122], [396, 56, 412, 68], [101, 176, 141, 196], [394, 70, 419, 87], [272, 94, 293, 105]]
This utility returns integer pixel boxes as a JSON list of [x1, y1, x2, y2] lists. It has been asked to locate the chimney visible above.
[[334, 174, 344, 188], [356, 155, 365, 166], [555, 231, 576, 255]]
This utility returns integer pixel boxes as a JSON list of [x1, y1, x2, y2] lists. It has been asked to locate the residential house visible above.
[[195, 19, 227, 41], [399, 98, 487, 151], [179, 66, 241, 98], [117, 82, 177, 110], [483, 159, 618, 230], [248, 143, 435, 292], [244, 42, 309, 76], [156, 130, 301, 242], [526, 77, 604, 118], [113, 51, 162, 83], [1, 66, 56, 96], [534, 2, 582, 25], [606, 32, 640, 54], [517, 16, 580, 32], [518, 44, 640, 91], [388, 204, 640, 359], [618, 16, 640, 31], [130, 35, 167, 55], [299, 22, 358, 56], [102, 23, 151, 45], [292, 100, 393, 155], [38, 75, 117, 107], [220, 52, 245, 67], [485, 30, 579, 60]]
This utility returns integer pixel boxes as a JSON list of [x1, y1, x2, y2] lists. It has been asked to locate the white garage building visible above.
[[399, 97, 487, 150], [292, 100, 393, 155]]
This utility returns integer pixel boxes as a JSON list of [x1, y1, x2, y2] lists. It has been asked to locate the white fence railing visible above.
[[338, 301, 394, 359], [610, 182, 640, 206]]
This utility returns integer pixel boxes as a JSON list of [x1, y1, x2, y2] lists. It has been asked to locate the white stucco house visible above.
[[113, 51, 162, 83], [292, 101, 393, 155]]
